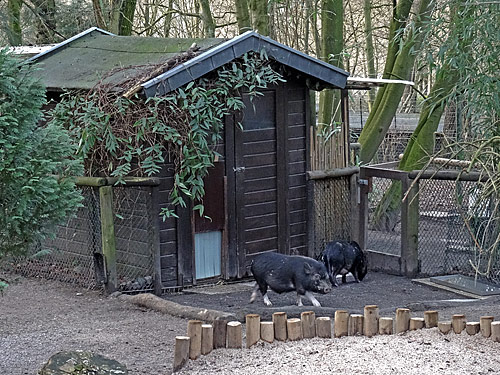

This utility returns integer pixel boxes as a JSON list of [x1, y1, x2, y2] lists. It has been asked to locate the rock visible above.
[[40, 351, 127, 374]]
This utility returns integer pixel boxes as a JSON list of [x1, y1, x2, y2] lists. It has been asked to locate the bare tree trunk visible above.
[[363, 0, 376, 110], [92, 0, 107, 30], [250, 0, 269, 35], [358, 0, 434, 164], [317, 0, 343, 131], [109, 0, 123, 34], [235, 0, 252, 33], [199, 0, 215, 37], [31, 0, 57, 44], [7, 0, 22, 46], [119, 0, 137, 36]]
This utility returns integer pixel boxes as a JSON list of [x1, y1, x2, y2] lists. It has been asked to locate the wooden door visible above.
[[227, 87, 289, 277]]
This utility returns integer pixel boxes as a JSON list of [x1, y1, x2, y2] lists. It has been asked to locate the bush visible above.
[[0, 49, 83, 257]]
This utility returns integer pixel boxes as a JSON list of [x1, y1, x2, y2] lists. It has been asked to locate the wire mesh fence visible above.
[[1, 186, 101, 289], [364, 166, 500, 285], [1, 182, 159, 293], [312, 175, 353, 258]]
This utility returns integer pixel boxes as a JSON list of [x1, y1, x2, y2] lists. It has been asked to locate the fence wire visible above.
[[2, 186, 101, 289], [1, 184, 157, 292], [312, 176, 352, 258], [367, 177, 402, 256], [113, 186, 155, 293]]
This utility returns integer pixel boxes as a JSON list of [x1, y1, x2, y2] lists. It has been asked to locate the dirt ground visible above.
[[2, 270, 500, 375]]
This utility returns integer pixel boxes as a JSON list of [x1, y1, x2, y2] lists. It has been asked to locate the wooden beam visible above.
[[99, 186, 117, 293], [308, 166, 360, 180]]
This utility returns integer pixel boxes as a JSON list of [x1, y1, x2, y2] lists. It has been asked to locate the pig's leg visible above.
[[249, 283, 260, 303], [263, 293, 273, 306], [304, 291, 321, 307], [296, 293, 303, 306]]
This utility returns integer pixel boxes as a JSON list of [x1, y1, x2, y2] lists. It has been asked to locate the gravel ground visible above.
[[2, 271, 500, 375], [177, 330, 500, 375], [0, 273, 188, 375]]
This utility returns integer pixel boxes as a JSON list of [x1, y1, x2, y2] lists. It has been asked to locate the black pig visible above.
[[249, 252, 332, 307], [320, 240, 368, 287]]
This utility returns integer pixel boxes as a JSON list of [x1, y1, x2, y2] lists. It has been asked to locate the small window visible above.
[[242, 91, 276, 130]]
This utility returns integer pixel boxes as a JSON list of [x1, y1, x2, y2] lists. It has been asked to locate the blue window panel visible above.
[[195, 231, 222, 279]]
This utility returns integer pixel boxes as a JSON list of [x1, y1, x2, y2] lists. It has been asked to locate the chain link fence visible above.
[[1, 181, 159, 293], [364, 165, 500, 285], [311, 173, 354, 259]]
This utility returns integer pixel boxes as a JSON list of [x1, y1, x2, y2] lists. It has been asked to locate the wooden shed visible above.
[[30, 27, 349, 288]]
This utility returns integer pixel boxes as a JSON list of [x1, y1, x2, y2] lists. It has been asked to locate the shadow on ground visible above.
[[163, 271, 500, 322]]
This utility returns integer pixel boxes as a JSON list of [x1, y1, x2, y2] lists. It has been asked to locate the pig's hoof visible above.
[[264, 300, 273, 306], [312, 301, 321, 307]]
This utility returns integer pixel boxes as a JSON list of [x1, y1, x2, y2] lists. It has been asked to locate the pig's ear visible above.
[[304, 262, 313, 274]]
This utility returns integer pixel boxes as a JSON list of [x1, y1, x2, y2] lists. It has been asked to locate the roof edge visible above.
[[141, 31, 349, 97], [27, 27, 114, 62]]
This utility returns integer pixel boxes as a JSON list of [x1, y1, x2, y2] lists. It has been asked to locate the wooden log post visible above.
[[424, 311, 439, 328], [187, 320, 202, 360], [260, 322, 274, 343], [273, 312, 288, 341], [173, 336, 190, 372], [99, 186, 118, 293], [246, 314, 261, 348], [201, 324, 213, 355], [213, 319, 228, 349], [363, 305, 379, 337], [316, 317, 332, 338], [480, 316, 494, 338], [438, 321, 452, 334], [491, 322, 500, 342], [452, 314, 466, 334], [227, 321, 242, 349], [410, 318, 425, 330], [301, 311, 316, 339], [348, 314, 364, 336], [334, 310, 349, 338], [395, 308, 410, 334], [287, 318, 302, 341], [379, 317, 393, 335], [466, 322, 480, 336]]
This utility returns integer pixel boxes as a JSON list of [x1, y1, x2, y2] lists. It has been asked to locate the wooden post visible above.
[[173, 336, 190, 372], [395, 308, 410, 334], [334, 310, 349, 338], [287, 318, 302, 341], [466, 322, 480, 336], [363, 305, 379, 337], [201, 324, 213, 355], [452, 314, 466, 334], [187, 320, 202, 360], [424, 311, 438, 328], [246, 314, 261, 348], [99, 186, 117, 293], [260, 322, 274, 343], [301, 311, 316, 339], [491, 321, 500, 342], [348, 314, 364, 336], [401, 176, 419, 277], [147, 186, 162, 296], [379, 318, 393, 335], [316, 317, 332, 338], [273, 312, 288, 341], [410, 318, 425, 330], [438, 321, 452, 334], [227, 321, 242, 349], [480, 316, 494, 338], [213, 319, 227, 349]]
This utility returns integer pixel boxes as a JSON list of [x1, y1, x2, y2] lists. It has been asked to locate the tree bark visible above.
[[363, 0, 376, 110], [119, 0, 137, 36], [234, 0, 252, 33], [199, 0, 215, 37], [7, 0, 23, 46], [31, 0, 57, 44], [317, 0, 343, 132], [250, 0, 269, 35]]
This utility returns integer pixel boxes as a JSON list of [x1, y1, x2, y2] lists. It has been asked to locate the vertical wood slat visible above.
[[99, 186, 117, 293], [401, 176, 419, 277], [277, 83, 290, 255]]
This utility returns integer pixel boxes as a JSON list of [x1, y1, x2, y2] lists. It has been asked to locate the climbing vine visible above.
[[50, 50, 284, 219]]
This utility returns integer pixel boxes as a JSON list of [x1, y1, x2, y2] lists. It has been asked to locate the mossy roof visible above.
[[30, 28, 225, 91], [29, 27, 349, 95]]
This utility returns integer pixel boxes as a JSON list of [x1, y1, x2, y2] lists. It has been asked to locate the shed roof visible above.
[[29, 27, 349, 95]]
